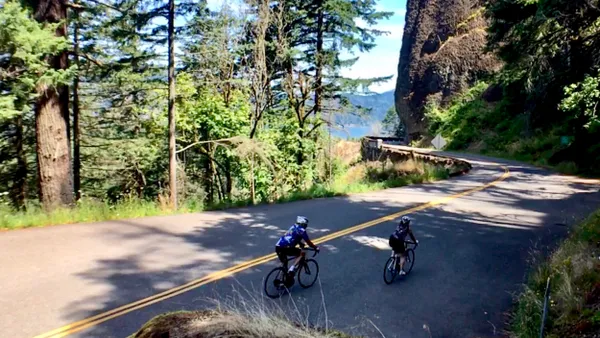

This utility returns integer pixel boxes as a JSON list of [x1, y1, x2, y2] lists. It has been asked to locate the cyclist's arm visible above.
[[408, 229, 417, 243], [301, 231, 318, 249]]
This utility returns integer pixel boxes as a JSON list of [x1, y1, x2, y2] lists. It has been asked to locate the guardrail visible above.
[[360, 136, 472, 176]]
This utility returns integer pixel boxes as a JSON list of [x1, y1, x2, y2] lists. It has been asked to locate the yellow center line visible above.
[[33, 166, 510, 338]]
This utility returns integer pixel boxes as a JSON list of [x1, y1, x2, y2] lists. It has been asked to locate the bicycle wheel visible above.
[[298, 259, 319, 288], [264, 267, 288, 298], [383, 256, 398, 284], [403, 249, 415, 275]]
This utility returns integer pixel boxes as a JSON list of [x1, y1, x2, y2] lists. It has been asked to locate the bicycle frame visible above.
[[282, 247, 319, 271], [391, 241, 417, 257]]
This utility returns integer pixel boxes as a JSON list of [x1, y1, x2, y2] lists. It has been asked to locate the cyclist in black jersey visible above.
[[388, 216, 418, 275]]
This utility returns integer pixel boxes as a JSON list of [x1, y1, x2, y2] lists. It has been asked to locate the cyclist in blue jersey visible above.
[[275, 216, 319, 275], [389, 216, 418, 275]]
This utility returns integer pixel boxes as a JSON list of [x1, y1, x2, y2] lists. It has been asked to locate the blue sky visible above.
[[205, 0, 407, 94], [340, 0, 407, 93]]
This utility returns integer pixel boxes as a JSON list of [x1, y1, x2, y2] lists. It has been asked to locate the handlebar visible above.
[[304, 247, 320, 257], [405, 241, 418, 248]]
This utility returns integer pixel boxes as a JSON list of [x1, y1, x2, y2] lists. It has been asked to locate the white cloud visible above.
[[377, 24, 405, 40], [340, 53, 399, 93], [206, 0, 246, 12]]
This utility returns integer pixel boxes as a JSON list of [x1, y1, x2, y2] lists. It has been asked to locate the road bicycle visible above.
[[383, 240, 417, 284], [264, 247, 319, 298]]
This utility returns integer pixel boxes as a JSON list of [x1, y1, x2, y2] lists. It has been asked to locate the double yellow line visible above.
[[34, 166, 510, 338]]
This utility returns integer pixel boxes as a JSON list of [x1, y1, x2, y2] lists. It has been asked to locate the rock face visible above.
[[394, 0, 501, 141]]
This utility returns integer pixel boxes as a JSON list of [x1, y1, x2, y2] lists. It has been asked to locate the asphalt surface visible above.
[[2, 152, 600, 338]]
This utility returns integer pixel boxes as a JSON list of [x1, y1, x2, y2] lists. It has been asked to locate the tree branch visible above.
[[82, 0, 125, 13], [305, 121, 324, 137], [66, 2, 85, 10], [175, 137, 239, 154], [69, 51, 104, 67]]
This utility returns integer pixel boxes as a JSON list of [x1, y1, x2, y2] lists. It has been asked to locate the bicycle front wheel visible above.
[[298, 259, 319, 288], [264, 267, 287, 298], [383, 256, 398, 284], [404, 249, 415, 275]]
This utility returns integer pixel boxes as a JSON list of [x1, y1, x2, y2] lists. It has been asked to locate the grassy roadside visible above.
[[129, 310, 356, 338], [129, 283, 359, 338], [0, 160, 452, 230], [510, 209, 600, 338]]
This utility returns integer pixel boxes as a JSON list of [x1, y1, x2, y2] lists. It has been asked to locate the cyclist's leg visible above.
[[288, 247, 303, 273], [398, 243, 407, 272], [276, 246, 290, 271]]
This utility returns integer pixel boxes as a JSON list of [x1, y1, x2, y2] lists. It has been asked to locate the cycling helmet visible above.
[[400, 216, 411, 226], [296, 216, 309, 228]]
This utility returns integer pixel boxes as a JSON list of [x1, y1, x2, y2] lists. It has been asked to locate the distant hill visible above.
[[329, 90, 395, 139], [345, 90, 395, 122]]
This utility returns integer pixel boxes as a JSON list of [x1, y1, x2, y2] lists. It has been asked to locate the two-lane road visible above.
[[2, 152, 599, 338]]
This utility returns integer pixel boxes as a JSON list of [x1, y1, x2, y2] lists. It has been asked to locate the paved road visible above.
[[1, 152, 600, 338]]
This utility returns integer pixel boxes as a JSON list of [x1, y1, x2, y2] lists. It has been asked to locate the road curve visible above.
[[1, 151, 599, 338]]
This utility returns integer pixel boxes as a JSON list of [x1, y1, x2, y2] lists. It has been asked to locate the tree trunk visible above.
[[14, 115, 27, 209], [250, 155, 256, 205], [210, 146, 218, 202], [167, 0, 177, 209], [73, 1, 81, 200], [34, 0, 74, 210], [215, 168, 224, 202], [225, 158, 232, 200], [314, 2, 324, 115], [296, 125, 304, 165], [203, 144, 214, 205]]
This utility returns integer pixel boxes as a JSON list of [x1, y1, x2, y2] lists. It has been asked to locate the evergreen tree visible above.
[[0, 1, 75, 208]]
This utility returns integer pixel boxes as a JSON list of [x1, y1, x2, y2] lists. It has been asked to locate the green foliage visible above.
[[425, 82, 495, 149], [0, 0, 74, 120], [0, 196, 186, 230], [560, 73, 600, 133], [0, 0, 398, 222], [381, 106, 404, 137], [0, 156, 453, 229]]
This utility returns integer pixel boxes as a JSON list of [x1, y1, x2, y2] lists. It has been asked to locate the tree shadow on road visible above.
[[51, 162, 600, 338]]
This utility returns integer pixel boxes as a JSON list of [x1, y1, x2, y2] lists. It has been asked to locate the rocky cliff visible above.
[[394, 0, 501, 141]]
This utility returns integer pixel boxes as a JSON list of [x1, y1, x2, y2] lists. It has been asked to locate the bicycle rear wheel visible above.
[[403, 249, 415, 275], [298, 259, 319, 288], [264, 267, 288, 298], [383, 256, 398, 284]]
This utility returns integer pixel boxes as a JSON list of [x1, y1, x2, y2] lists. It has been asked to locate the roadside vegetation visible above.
[[424, 0, 600, 177], [510, 210, 600, 338], [129, 289, 358, 338], [130, 309, 356, 338], [0, 0, 412, 228], [0, 141, 451, 229]]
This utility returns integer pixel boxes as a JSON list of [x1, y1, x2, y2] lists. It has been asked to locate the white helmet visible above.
[[400, 216, 411, 226], [296, 216, 309, 228]]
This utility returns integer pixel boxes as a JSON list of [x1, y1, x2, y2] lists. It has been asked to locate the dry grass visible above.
[[131, 310, 353, 338], [130, 283, 359, 338], [332, 141, 361, 166], [510, 210, 600, 338]]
